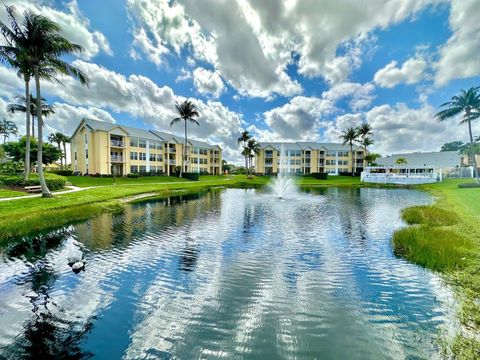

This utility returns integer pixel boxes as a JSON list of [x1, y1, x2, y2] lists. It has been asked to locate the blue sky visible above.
[[1, 0, 480, 162]]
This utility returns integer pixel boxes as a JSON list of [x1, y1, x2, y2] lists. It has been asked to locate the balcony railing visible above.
[[168, 148, 176, 153], [304, 154, 311, 158], [110, 139, 124, 147], [169, 159, 176, 165], [111, 155, 124, 162]]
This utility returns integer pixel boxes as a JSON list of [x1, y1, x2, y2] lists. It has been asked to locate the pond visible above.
[[0, 188, 455, 359]]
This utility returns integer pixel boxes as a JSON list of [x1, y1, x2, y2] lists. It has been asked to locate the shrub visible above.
[[0, 173, 66, 190], [48, 169, 73, 176], [310, 172, 328, 180], [0, 160, 24, 175], [127, 173, 139, 178], [181, 172, 200, 181], [458, 182, 480, 188]]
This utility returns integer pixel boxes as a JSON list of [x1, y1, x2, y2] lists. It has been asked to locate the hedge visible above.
[[310, 172, 328, 180], [0, 173, 67, 190], [48, 170, 74, 176], [180, 172, 200, 181]]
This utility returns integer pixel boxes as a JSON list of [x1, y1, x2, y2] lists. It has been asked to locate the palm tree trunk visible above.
[[184, 119, 188, 174], [350, 143, 354, 176], [467, 118, 479, 182], [57, 142, 63, 169], [63, 141, 67, 170], [24, 78, 31, 182], [32, 115, 35, 138], [34, 66, 51, 197]]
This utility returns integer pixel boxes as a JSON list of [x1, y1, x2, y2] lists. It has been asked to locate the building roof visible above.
[[72, 118, 220, 148], [377, 151, 462, 168], [258, 141, 362, 151]]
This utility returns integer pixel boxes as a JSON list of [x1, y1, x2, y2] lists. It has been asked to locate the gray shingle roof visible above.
[[73, 118, 220, 148], [377, 151, 462, 168], [259, 141, 362, 151]]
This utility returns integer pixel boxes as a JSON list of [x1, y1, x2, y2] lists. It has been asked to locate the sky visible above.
[[0, 0, 479, 163]]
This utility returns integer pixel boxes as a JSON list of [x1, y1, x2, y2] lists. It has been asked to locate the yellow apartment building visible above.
[[255, 142, 365, 175], [70, 118, 222, 176]]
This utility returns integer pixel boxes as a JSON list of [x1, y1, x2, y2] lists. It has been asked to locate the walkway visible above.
[[0, 178, 234, 202]]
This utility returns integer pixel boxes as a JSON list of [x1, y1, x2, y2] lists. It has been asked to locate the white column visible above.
[[146, 140, 150, 172], [335, 151, 339, 174]]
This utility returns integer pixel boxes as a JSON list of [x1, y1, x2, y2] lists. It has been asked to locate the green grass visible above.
[[0, 188, 25, 198], [67, 175, 188, 187], [392, 179, 480, 357]]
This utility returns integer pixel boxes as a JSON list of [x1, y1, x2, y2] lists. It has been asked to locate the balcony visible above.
[[110, 139, 124, 147], [111, 155, 124, 162], [304, 154, 311, 159], [169, 159, 176, 165], [168, 148, 176, 153]]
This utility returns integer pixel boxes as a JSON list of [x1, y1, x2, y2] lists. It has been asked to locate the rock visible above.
[[71, 261, 85, 274]]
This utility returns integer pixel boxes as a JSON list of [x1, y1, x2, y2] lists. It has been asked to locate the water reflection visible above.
[[0, 188, 455, 359]]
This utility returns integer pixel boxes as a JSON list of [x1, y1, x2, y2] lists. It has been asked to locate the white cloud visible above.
[[262, 96, 336, 140], [322, 82, 375, 111], [374, 58, 429, 88], [192, 68, 225, 98], [127, 0, 441, 97], [2, 0, 112, 59], [435, 0, 480, 86]]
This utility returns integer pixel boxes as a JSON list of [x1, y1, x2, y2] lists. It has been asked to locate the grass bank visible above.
[[392, 179, 480, 358], [0, 188, 25, 198]]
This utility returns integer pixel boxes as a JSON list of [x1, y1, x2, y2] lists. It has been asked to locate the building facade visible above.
[[71, 118, 222, 176], [255, 142, 365, 175]]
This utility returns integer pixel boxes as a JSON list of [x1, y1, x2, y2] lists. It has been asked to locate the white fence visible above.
[[361, 172, 439, 185]]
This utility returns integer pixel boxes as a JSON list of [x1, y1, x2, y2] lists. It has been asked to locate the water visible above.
[[0, 188, 456, 359]]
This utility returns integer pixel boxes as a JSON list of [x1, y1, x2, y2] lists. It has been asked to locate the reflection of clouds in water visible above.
[[0, 189, 456, 359]]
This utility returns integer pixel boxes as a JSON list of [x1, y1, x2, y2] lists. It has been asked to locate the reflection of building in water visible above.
[[75, 213, 115, 250], [179, 238, 199, 272]]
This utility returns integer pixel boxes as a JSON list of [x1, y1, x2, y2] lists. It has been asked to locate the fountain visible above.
[[269, 145, 298, 198]]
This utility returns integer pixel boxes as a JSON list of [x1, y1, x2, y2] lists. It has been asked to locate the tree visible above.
[[440, 141, 465, 152], [395, 157, 408, 165], [357, 123, 373, 146], [170, 100, 200, 178], [246, 138, 260, 175], [4, 136, 61, 165], [48, 132, 63, 168], [7, 94, 54, 137], [339, 127, 359, 175], [60, 134, 70, 169], [4, 8, 88, 196], [0, 118, 18, 144], [237, 130, 251, 176], [436, 87, 480, 182], [365, 153, 381, 166]]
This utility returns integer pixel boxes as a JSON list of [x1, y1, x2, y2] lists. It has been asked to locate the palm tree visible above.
[[436, 87, 480, 182], [246, 138, 260, 175], [339, 127, 359, 175], [395, 157, 408, 165], [7, 94, 54, 137], [1, 5, 35, 181], [360, 137, 374, 152], [60, 134, 70, 169], [237, 130, 251, 175], [0, 118, 18, 143], [48, 132, 63, 168], [12, 9, 87, 196], [170, 100, 200, 178]]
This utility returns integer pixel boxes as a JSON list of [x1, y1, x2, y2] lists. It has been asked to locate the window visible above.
[[149, 153, 156, 161], [74, 152, 77, 160], [156, 142, 163, 150], [130, 152, 138, 160], [326, 151, 336, 157], [149, 141, 155, 149], [139, 139, 147, 148], [85, 149, 88, 159], [84, 134, 88, 144], [139, 165, 146, 173], [265, 150, 273, 158], [326, 159, 337, 166], [130, 137, 138, 147], [156, 154, 163, 162], [192, 157, 198, 164], [139, 152, 146, 161], [130, 165, 138, 173], [338, 151, 349, 157]]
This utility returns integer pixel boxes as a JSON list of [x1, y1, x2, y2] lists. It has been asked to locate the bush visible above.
[[48, 170, 73, 176], [0, 160, 24, 175], [0, 173, 66, 190], [310, 172, 328, 180], [127, 173, 139, 178], [181, 172, 200, 181], [458, 182, 480, 188]]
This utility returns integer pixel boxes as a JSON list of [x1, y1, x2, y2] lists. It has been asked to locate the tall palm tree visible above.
[[237, 130, 251, 175], [339, 127, 359, 175], [170, 100, 200, 178], [246, 138, 260, 175], [0, 118, 18, 143], [1, 5, 35, 181], [48, 132, 63, 168], [14, 9, 87, 196], [7, 94, 54, 137], [60, 134, 70, 169], [436, 87, 480, 182], [360, 136, 374, 153]]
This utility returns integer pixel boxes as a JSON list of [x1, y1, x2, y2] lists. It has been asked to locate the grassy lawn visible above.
[[392, 179, 480, 358], [0, 188, 26, 198], [66, 175, 188, 187]]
